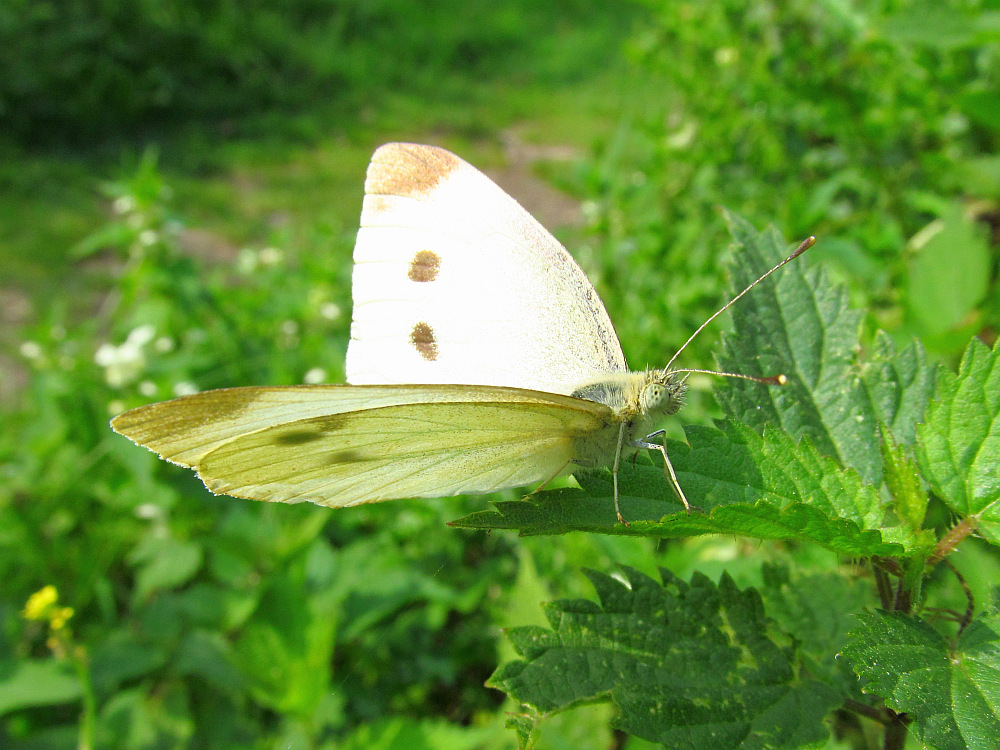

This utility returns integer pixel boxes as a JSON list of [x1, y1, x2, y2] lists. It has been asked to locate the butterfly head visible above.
[[639, 371, 686, 417]]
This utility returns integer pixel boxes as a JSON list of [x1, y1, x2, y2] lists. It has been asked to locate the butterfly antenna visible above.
[[663, 235, 815, 373], [675, 368, 787, 386]]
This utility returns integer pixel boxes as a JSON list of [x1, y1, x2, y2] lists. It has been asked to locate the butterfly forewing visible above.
[[347, 143, 627, 395]]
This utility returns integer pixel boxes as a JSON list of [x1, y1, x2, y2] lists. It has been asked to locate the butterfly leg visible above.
[[631, 429, 666, 466], [632, 432, 692, 513], [612, 422, 628, 525]]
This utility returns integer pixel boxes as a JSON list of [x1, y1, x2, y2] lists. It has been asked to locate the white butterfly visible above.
[[112, 143, 808, 523]]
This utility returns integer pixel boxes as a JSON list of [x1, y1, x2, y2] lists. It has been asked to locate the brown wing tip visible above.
[[366, 143, 462, 199]]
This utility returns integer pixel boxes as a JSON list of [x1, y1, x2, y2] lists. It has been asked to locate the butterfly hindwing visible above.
[[347, 143, 628, 395], [111, 384, 616, 507]]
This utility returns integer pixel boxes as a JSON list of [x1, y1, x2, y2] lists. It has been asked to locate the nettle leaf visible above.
[[843, 609, 1000, 750], [717, 214, 935, 484], [916, 338, 1000, 544], [880, 427, 929, 533], [453, 422, 920, 555], [759, 565, 873, 700], [455, 218, 932, 554], [490, 567, 839, 749]]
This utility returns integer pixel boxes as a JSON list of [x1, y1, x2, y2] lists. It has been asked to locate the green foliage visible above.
[[916, 338, 1000, 544], [716, 216, 936, 485], [569, 0, 1000, 369], [906, 203, 991, 338], [0, 660, 82, 715], [844, 609, 1000, 750], [0, 0, 638, 142], [491, 568, 838, 748]]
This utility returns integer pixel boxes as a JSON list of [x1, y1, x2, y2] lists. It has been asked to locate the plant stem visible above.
[[843, 699, 888, 724], [928, 516, 978, 566], [883, 712, 910, 750], [872, 562, 894, 609], [74, 647, 95, 750]]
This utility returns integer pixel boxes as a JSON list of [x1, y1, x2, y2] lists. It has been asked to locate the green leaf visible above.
[[759, 566, 872, 699], [862, 333, 936, 447], [907, 204, 990, 335], [453, 421, 921, 555], [175, 631, 244, 693], [716, 215, 935, 486], [490, 568, 839, 749], [90, 630, 168, 695], [0, 658, 81, 714], [506, 713, 538, 750], [916, 338, 1000, 544], [231, 568, 337, 718], [130, 535, 204, 601], [880, 427, 928, 533], [843, 610, 1000, 750]]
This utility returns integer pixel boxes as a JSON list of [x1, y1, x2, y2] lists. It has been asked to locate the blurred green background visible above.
[[2, 1, 999, 748]]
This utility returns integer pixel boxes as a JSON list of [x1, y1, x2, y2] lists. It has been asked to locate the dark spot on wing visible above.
[[273, 417, 344, 446], [408, 250, 441, 282], [275, 430, 323, 446], [410, 322, 438, 361], [329, 450, 364, 464]]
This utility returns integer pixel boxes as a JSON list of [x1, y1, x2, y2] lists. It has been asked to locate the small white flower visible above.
[[319, 302, 341, 321], [280, 320, 299, 336], [19, 341, 42, 360], [173, 381, 198, 396], [154, 336, 174, 353], [94, 343, 117, 368], [127, 325, 156, 348], [134, 503, 163, 520], [113, 196, 137, 215], [108, 399, 126, 416], [303, 367, 327, 384], [139, 380, 158, 397], [95, 328, 155, 387], [139, 229, 158, 246]]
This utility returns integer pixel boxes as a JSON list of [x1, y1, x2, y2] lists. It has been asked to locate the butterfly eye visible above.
[[642, 383, 665, 411]]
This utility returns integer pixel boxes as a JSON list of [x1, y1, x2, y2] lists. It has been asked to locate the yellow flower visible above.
[[50, 607, 75, 632], [23, 585, 58, 621]]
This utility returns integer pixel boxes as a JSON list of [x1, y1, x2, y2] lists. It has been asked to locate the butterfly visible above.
[[112, 143, 810, 524]]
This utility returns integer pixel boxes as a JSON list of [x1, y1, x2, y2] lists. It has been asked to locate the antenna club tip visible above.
[[792, 236, 816, 258], [759, 374, 788, 386]]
